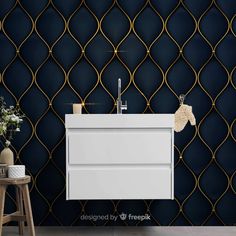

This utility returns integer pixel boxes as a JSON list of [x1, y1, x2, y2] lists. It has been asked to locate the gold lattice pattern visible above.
[[0, 0, 236, 226]]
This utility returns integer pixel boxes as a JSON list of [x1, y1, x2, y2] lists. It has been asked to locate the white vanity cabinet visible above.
[[65, 114, 174, 200]]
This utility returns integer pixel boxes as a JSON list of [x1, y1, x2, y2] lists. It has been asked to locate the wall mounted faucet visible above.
[[117, 78, 127, 114]]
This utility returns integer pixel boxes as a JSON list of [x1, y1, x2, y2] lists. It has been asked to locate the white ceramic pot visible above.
[[8, 165, 25, 178]]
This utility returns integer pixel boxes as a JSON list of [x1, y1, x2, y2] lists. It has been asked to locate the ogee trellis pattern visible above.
[[0, 0, 236, 226]]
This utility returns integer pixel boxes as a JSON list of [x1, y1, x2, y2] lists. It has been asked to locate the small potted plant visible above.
[[0, 97, 24, 165]]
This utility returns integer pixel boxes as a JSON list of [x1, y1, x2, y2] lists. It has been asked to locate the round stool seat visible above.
[[0, 176, 30, 185]]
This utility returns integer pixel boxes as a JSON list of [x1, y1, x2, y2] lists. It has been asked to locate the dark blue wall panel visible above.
[[0, 0, 236, 226]]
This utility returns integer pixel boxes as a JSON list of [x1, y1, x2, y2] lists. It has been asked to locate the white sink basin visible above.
[[65, 114, 174, 128], [65, 114, 174, 200]]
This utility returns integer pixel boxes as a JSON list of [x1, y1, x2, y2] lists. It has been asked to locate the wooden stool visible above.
[[0, 176, 35, 236]]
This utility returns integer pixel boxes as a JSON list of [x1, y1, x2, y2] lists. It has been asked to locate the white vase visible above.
[[0, 147, 14, 165]]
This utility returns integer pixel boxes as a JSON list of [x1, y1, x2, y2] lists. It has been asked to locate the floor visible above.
[[2, 226, 236, 236]]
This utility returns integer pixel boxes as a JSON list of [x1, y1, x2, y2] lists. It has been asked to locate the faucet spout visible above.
[[118, 78, 121, 102], [117, 78, 127, 114]]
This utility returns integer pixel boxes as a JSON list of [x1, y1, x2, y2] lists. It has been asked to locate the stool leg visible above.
[[0, 185, 6, 236], [16, 187, 24, 235], [22, 184, 35, 236]]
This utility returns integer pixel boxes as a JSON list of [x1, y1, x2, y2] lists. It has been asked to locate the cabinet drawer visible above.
[[68, 167, 172, 199], [68, 129, 172, 165]]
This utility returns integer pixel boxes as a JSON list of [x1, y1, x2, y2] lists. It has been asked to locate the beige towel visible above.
[[174, 104, 196, 132]]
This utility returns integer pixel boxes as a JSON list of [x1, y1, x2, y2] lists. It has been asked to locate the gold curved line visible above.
[[164, 54, 182, 99], [1, 0, 18, 47], [181, 125, 198, 156], [98, 2, 120, 113], [230, 67, 236, 89], [70, 202, 84, 226], [130, 1, 167, 112], [83, 1, 101, 51], [17, 1, 36, 49], [34, 2, 58, 51], [34, 107, 51, 155], [115, 1, 133, 50], [1, 56, 20, 103], [165, 1, 198, 98], [196, 0, 216, 104], [176, 199, 194, 226], [100, 1, 133, 99], [66, 2, 91, 103], [115, 0, 138, 98], [181, 159, 199, 220], [132, 0, 150, 50], [67, 0, 84, 34], [50, 159, 66, 196], [213, 56, 231, 90], [214, 1, 231, 51], [197, 56, 214, 96], [167, 197, 182, 225], [229, 119, 236, 142], [133, 56, 150, 104], [164, 0, 199, 104], [180, 2, 202, 97], [181, 1, 198, 49], [213, 160, 230, 219], [147, 14, 166, 112], [67, 63, 84, 103], [197, 158, 215, 206], [50, 0, 73, 100], [197, 0, 215, 47], [165, 0, 182, 52], [230, 173, 236, 194], [16, 115, 35, 158], [1, 0, 20, 102], [197, 107, 215, 157], [33, 105, 57, 217], [174, 145, 181, 169], [162, 1, 183, 100], [81, 1, 109, 113], [2, 1, 32, 49], [148, 0, 165, 49], [201, 211, 215, 226], [213, 105, 231, 155], [34, 165, 51, 225], [230, 14, 236, 37]]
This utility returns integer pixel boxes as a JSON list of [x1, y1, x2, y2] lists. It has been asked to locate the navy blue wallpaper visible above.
[[0, 0, 236, 226]]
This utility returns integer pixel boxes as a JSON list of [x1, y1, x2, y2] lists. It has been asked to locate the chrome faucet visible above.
[[117, 78, 127, 114]]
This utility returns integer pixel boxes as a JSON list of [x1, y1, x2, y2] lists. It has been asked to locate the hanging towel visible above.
[[174, 104, 196, 132]]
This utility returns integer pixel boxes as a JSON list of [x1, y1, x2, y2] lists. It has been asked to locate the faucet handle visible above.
[[122, 100, 128, 111]]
